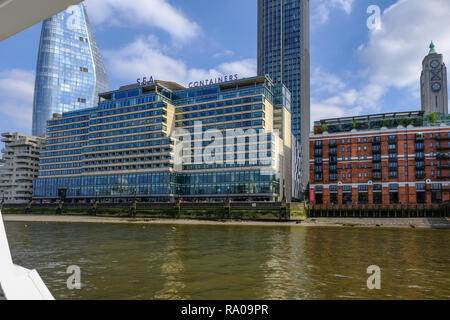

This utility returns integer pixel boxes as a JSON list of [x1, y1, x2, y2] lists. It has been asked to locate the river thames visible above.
[[4, 221, 450, 300]]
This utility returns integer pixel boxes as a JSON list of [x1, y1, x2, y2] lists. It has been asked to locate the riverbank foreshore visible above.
[[3, 214, 450, 229]]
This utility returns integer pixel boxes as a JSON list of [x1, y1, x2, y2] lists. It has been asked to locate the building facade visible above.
[[34, 76, 295, 203], [32, 2, 109, 136], [257, 0, 310, 198], [310, 112, 450, 206], [0, 133, 44, 204], [421, 42, 448, 115]]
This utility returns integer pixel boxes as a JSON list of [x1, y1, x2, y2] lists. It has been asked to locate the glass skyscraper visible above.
[[258, 0, 310, 197], [32, 2, 109, 136]]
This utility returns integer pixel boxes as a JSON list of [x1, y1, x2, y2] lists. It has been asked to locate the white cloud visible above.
[[312, 0, 450, 127], [311, 67, 364, 125], [311, 67, 346, 94], [0, 69, 35, 133], [358, 0, 450, 106], [85, 0, 201, 42], [104, 36, 256, 86], [213, 50, 234, 59], [312, 0, 355, 24]]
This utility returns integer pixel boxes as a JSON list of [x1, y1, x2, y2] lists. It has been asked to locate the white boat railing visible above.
[[0, 210, 54, 300]]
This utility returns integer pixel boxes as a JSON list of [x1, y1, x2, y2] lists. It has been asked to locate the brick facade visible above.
[[310, 126, 450, 206]]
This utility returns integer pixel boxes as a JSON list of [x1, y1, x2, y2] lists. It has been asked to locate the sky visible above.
[[0, 0, 449, 137]]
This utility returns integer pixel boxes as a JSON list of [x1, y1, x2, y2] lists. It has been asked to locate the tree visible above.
[[382, 119, 390, 128], [321, 124, 329, 132], [427, 112, 437, 124]]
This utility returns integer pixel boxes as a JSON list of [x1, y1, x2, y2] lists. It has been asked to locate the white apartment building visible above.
[[0, 133, 44, 204]]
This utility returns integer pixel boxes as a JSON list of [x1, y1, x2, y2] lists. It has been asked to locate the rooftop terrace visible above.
[[313, 111, 450, 134]]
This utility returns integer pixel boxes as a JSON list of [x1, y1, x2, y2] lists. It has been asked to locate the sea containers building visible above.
[[33, 76, 296, 203]]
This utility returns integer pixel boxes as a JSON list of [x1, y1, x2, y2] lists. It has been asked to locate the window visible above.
[[416, 183, 426, 191], [359, 185, 368, 192], [389, 184, 399, 192]]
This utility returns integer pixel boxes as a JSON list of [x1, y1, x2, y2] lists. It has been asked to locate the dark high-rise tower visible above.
[[32, 3, 109, 136], [258, 0, 310, 197]]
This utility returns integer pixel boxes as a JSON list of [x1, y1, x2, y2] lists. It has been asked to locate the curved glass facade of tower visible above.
[[32, 3, 109, 136]]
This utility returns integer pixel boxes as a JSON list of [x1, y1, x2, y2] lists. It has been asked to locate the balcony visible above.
[[436, 135, 450, 141], [314, 141, 323, 148], [329, 141, 337, 148], [372, 137, 381, 144], [415, 144, 425, 151], [388, 136, 398, 143], [437, 144, 450, 151], [416, 154, 425, 161], [437, 153, 450, 159], [372, 173, 382, 180]]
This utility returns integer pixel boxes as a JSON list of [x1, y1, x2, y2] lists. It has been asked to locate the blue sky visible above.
[[0, 0, 449, 137]]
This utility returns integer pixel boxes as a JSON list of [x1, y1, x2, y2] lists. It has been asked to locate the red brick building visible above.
[[310, 112, 450, 206]]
